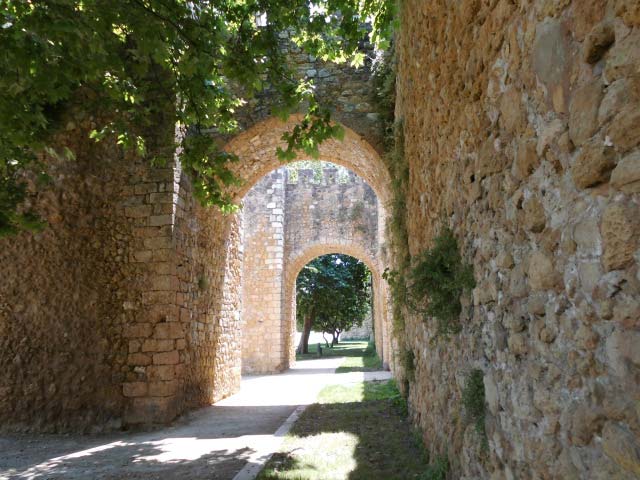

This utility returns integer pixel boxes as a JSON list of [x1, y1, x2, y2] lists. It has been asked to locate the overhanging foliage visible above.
[[0, 0, 394, 235]]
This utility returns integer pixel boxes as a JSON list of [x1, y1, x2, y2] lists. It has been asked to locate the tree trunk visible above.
[[296, 311, 313, 354], [331, 329, 342, 346], [322, 331, 330, 347]]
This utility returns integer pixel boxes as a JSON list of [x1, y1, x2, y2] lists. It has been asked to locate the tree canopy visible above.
[[0, 0, 394, 236], [296, 253, 371, 350]]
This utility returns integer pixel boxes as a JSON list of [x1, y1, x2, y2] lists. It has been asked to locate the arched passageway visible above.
[[283, 244, 390, 370], [239, 158, 391, 375], [224, 114, 392, 206]]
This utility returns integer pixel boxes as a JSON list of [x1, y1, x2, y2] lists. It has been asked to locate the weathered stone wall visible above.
[[396, 1, 640, 478], [0, 106, 178, 431], [241, 169, 288, 373], [341, 308, 374, 341], [240, 165, 387, 373], [230, 30, 383, 153], [0, 26, 389, 429]]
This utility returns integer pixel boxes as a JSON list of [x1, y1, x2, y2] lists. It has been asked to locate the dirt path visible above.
[[0, 358, 391, 480]]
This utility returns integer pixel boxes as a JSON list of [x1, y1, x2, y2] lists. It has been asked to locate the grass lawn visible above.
[[256, 380, 429, 480], [296, 341, 383, 373]]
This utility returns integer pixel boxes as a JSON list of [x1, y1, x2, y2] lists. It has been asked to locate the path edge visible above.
[[231, 404, 308, 480]]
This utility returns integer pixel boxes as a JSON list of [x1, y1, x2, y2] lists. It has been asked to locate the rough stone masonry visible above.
[[240, 165, 386, 374], [0, 1, 638, 478], [395, 1, 640, 478], [0, 31, 390, 432]]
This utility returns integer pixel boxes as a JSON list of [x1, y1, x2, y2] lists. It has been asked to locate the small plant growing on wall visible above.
[[408, 226, 475, 337], [350, 201, 365, 221], [197, 274, 208, 291], [420, 454, 449, 480], [399, 345, 416, 382], [462, 369, 486, 441]]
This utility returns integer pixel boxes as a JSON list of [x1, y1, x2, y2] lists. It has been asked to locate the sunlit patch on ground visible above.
[[258, 381, 428, 480]]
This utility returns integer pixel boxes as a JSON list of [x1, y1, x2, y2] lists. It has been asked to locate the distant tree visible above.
[[296, 253, 370, 353], [0, 0, 394, 236]]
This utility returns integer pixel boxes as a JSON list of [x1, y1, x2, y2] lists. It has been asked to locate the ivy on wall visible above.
[[407, 226, 475, 338], [462, 368, 487, 446]]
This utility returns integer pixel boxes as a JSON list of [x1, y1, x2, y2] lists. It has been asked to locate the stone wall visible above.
[[229, 30, 383, 153], [0, 23, 390, 429], [241, 169, 288, 373], [0, 104, 177, 431], [341, 307, 374, 341], [395, 1, 640, 478], [240, 165, 387, 373]]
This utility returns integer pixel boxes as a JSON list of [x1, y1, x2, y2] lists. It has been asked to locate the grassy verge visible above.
[[257, 380, 428, 480], [296, 341, 383, 373]]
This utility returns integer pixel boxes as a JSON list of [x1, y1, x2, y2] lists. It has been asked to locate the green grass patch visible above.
[[317, 380, 401, 403], [296, 341, 382, 374], [258, 381, 427, 480]]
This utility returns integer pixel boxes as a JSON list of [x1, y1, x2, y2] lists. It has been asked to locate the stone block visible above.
[[607, 105, 640, 153], [599, 77, 640, 125], [573, 218, 600, 252], [149, 275, 178, 291], [523, 197, 546, 233], [127, 353, 151, 366], [149, 192, 175, 204], [123, 382, 148, 398], [153, 350, 180, 365], [124, 396, 177, 425], [604, 28, 640, 83], [484, 372, 499, 416], [533, 19, 568, 89], [571, 139, 616, 189], [144, 168, 175, 183], [142, 290, 176, 305], [569, 79, 603, 147], [528, 251, 558, 291], [142, 339, 174, 353], [570, 405, 606, 446], [144, 236, 173, 250], [149, 214, 173, 227], [601, 202, 640, 271], [128, 340, 141, 353], [147, 365, 175, 381], [499, 87, 524, 134], [124, 323, 153, 338], [134, 183, 158, 195], [125, 205, 153, 218], [146, 304, 179, 323], [132, 250, 153, 262], [476, 137, 509, 178], [610, 150, 640, 194], [148, 380, 178, 397], [154, 203, 174, 215], [154, 322, 184, 339], [514, 138, 539, 180], [507, 332, 528, 356], [153, 249, 173, 262], [583, 21, 615, 63]]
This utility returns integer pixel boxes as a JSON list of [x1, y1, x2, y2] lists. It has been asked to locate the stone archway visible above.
[[0, 114, 393, 429], [283, 243, 390, 371], [224, 114, 392, 207], [239, 160, 390, 374]]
